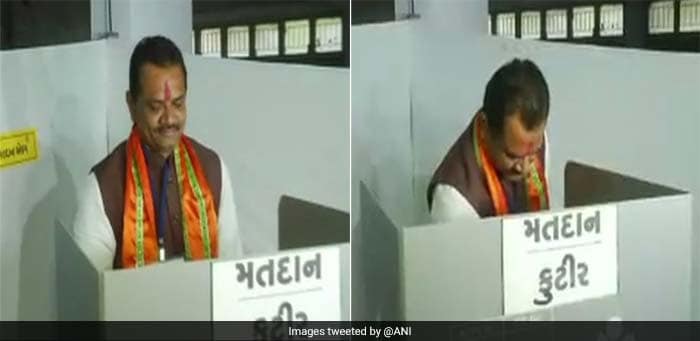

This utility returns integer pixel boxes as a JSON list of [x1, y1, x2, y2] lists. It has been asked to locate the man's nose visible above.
[[513, 161, 524, 174], [162, 106, 177, 125], [513, 156, 532, 174]]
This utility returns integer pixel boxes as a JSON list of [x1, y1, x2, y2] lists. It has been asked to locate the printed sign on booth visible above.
[[502, 205, 618, 315], [212, 246, 341, 322]]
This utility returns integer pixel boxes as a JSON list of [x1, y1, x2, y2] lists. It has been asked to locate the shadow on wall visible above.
[[17, 95, 83, 320], [17, 153, 66, 319]]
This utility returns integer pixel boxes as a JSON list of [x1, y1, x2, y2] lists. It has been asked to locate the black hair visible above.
[[482, 59, 549, 137], [129, 36, 187, 100]]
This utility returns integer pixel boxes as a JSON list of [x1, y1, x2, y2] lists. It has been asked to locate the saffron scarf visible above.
[[122, 127, 218, 267], [473, 117, 549, 216]]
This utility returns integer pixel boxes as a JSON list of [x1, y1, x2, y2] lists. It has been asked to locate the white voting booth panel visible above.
[[0, 41, 110, 320], [2, 37, 347, 320], [56, 233, 349, 322], [351, 22, 414, 228], [57, 195, 349, 321], [406, 11, 700, 318], [356, 162, 691, 321], [353, 8, 700, 315]]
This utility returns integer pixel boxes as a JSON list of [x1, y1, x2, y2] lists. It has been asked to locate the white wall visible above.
[[0, 41, 109, 320], [351, 0, 490, 227], [90, 0, 108, 40], [107, 41, 350, 255], [108, 0, 193, 54], [394, 0, 412, 20], [413, 0, 488, 37], [351, 22, 414, 227]]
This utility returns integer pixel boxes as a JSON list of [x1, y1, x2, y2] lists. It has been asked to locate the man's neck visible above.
[[158, 150, 173, 159], [136, 129, 174, 160], [142, 142, 173, 160]]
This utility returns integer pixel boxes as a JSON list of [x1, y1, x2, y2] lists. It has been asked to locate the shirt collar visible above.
[[141, 143, 172, 172]]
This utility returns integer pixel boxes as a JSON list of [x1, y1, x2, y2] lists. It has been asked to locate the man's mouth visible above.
[[506, 172, 525, 180], [158, 127, 180, 137]]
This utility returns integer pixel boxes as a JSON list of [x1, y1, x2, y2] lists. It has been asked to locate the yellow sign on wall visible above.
[[0, 128, 40, 169]]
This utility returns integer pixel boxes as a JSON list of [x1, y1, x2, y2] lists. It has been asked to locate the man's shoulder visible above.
[[430, 183, 480, 222], [187, 136, 221, 166], [91, 141, 127, 176]]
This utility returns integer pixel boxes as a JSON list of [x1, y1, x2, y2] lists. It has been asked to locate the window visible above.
[[649, 1, 675, 34], [496, 13, 516, 38], [255, 23, 279, 57], [227, 26, 249, 58], [315, 17, 342, 53], [200, 28, 221, 57], [598, 4, 623, 37], [285, 19, 310, 55], [0, 0, 91, 50], [520, 11, 541, 39], [546, 9, 567, 39], [573, 6, 595, 38], [680, 0, 700, 32]]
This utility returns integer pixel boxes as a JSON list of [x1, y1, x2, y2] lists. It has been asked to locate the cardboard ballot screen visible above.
[[277, 195, 351, 322], [56, 195, 349, 321], [357, 161, 691, 321], [278, 195, 350, 250]]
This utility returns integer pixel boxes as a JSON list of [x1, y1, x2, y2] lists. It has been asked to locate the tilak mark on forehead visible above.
[[526, 141, 535, 154], [164, 81, 171, 101]]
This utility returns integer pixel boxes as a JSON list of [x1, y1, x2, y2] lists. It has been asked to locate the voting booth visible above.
[[355, 161, 691, 321], [57, 195, 349, 322]]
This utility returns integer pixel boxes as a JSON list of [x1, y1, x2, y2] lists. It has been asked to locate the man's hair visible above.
[[129, 36, 187, 100], [481, 59, 549, 137]]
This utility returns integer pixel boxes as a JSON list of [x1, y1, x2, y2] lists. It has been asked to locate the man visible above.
[[427, 59, 550, 222], [73, 36, 243, 270]]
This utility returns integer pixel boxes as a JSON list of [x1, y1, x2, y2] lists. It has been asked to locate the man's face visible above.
[[484, 112, 546, 182], [127, 63, 187, 156]]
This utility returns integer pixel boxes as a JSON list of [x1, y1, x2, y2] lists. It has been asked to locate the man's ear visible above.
[[126, 91, 136, 123], [476, 110, 487, 126], [477, 110, 492, 142]]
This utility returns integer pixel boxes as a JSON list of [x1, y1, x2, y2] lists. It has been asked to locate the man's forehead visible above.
[[140, 64, 184, 85], [504, 116, 545, 153], [141, 62, 184, 76], [164, 81, 172, 101], [142, 86, 184, 99], [139, 66, 185, 99]]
